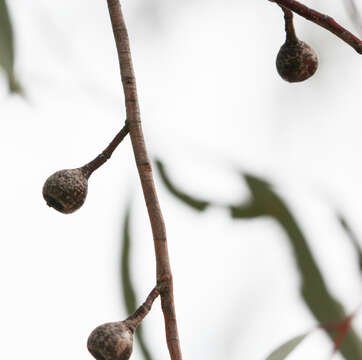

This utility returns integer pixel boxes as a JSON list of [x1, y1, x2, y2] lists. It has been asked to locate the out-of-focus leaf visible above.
[[121, 206, 136, 313], [155, 159, 210, 211], [230, 203, 265, 219], [0, 0, 21, 93], [121, 205, 154, 360], [337, 213, 362, 274], [344, 0, 362, 36], [231, 173, 362, 359], [266, 333, 309, 360], [323, 315, 355, 355]]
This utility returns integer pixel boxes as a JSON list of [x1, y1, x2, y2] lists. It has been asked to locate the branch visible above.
[[279, 5, 298, 42], [269, 0, 362, 53], [105, 2, 183, 360], [82, 121, 129, 177], [125, 287, 160, 330]]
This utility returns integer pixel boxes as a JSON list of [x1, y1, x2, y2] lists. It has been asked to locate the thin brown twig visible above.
[[269, 0, 362, 53], [105, 1, 183, 360], [125, 287, 160, 330], [279, 5, 298, 42], [82, 121, 129, 177]]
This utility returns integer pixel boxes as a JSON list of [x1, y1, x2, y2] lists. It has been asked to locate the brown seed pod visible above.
[[276, 6, 318, 83], [42, 168, 88, 214], [42, 124, 129, 214], [87, 288, 159, 360], [87, 321, 134, 360], [276, 40, 318, 82]]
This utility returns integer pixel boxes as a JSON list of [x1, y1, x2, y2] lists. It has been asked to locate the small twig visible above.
[[105, 1, 183, 360], [82, 121, 129, 177], [125, 287, 160, 330], [269, 0, 362, 53], [279, 5, 298, 42]]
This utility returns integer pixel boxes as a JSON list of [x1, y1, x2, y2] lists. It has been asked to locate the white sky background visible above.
[[0, 0, 361, 359]]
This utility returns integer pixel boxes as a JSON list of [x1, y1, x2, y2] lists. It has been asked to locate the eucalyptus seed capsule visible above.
[[276, 39, 318, 82], [42, 168, 88, 214], [87, 321, 134, 360]]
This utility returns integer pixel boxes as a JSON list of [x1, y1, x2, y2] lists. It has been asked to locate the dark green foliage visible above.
[[0, 0, 22, 93], [155, 159, 210, 211], [337, 213, 362, 275], [230, 175, 274, 219], [232, 174, 362, 359], [157, 160, 362, 358], [121, 206, 154, 360]]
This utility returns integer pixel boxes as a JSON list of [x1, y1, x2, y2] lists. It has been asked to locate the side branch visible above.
[[83, 121, 129, 177], [125, 287, 160, 330], [105, 1, 183, 360], [270, 0, 362, 53], [279, 5, 298, 42]]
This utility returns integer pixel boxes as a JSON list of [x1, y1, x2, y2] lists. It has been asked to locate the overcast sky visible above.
[[0, 0, 361, 359]]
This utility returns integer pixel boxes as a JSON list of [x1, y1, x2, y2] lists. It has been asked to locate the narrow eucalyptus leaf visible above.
[[266, 333, 309, 360], [121, 206, 136, 313], [229, 204, 264, 219], [0, 0, 22, 94], [337, 213, 362, 274], [231, 172, 362, 358], [121, 205, 154, 360], [155, 159, 210, 211]]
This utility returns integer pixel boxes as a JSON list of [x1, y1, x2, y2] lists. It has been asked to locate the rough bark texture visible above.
[[105, 2, 183, 360]]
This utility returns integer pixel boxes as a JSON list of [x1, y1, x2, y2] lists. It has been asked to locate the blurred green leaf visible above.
[[121, 205, 154, 360], [153, 160, 362, 357], [232, 173, 362, 359], [337, 213, 362, 274], [155, 159, 210, 211], [0, 0, 22, 93], [230, 203, 265, 219], [266, 333, 309, 360]]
